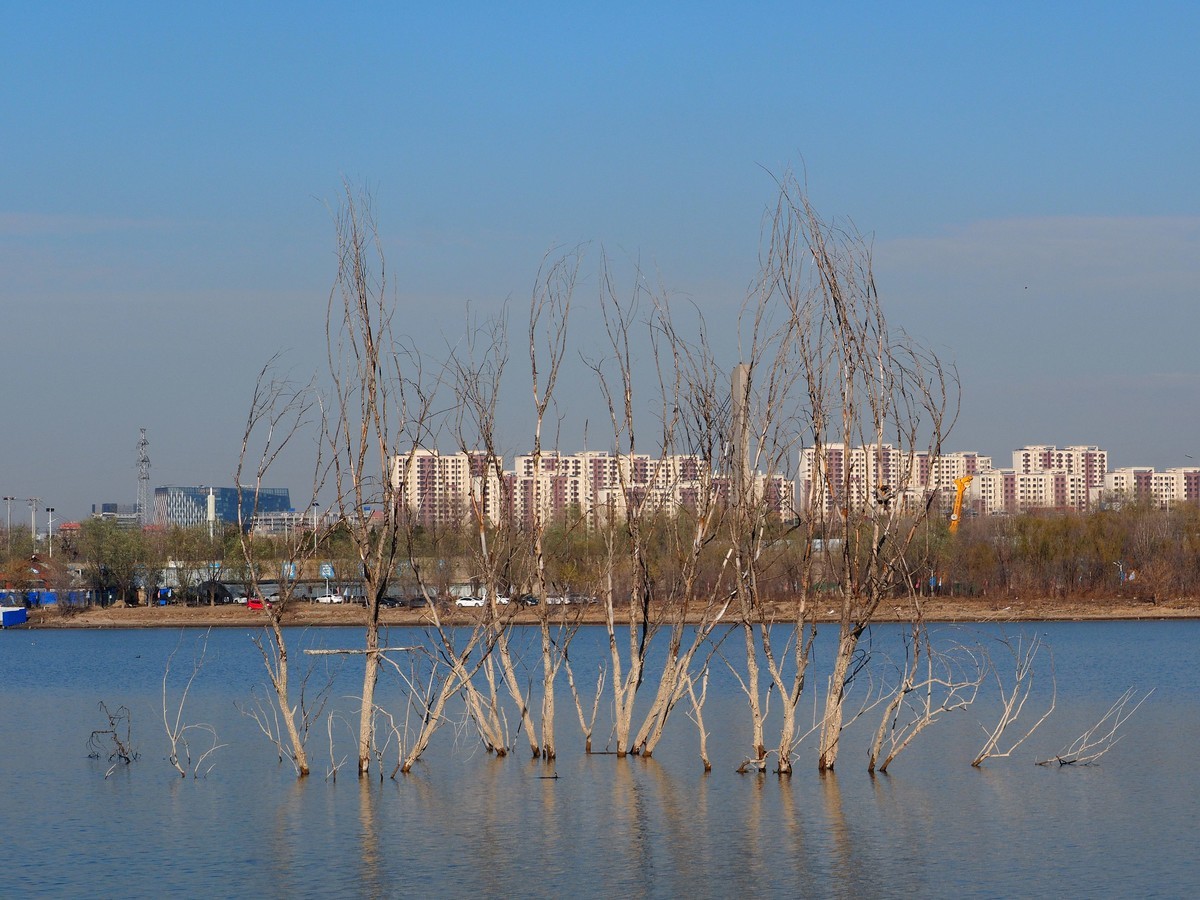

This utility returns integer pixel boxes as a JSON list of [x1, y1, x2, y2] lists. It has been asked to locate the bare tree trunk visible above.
[[235, 357, 328, 778], [686, 669, 713, 773], [528, 249, 578, 760], [358, 607, 382, 771], [324, 185, 430, 777]]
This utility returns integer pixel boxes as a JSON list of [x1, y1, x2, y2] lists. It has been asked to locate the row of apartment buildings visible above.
[[801, 443, 1200, 519], [393, 449, 795, 529], [123, 444, 1198, 534], [397, 443, 1199, 530]]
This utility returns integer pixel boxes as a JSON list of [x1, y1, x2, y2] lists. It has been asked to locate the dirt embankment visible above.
[[20, 594, 1200, 629]]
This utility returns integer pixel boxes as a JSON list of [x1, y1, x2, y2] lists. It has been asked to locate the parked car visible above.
[[407, 595, 430, 607], [314, 593, 345, 604], [246, 596, 271, 611], [455, 596, 485, 608], [546, 594, 571, 605], [517, 594, 539, 606]]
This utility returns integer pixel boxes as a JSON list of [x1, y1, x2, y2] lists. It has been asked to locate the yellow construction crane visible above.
[[949, 475, 973, 533]]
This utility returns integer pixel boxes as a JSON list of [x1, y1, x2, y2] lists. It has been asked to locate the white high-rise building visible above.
[[975, 468, 1090, 515], [392, 450, 503, 528], [1106, 466, 1200, 508]]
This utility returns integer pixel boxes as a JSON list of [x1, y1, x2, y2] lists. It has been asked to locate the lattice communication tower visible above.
[[137, 428, 151, 526]]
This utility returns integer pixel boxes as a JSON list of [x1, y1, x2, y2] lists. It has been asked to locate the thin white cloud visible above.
[[0, 211, 171, 236], [876, 215, 1200, 299]]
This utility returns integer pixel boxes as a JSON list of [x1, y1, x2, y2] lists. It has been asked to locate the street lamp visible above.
[[27, 497, 40, 542], [311, 502, 320, 552], [45, 508, 54, 559]]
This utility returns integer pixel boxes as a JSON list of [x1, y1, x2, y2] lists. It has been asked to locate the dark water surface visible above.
[[0, 621, 1196, 898]]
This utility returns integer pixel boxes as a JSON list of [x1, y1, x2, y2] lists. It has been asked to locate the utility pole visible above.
[[732, 363, 750, 497], [27, 497, 40, 542], [45, 507, 54, 559], [2, 496, 13, 554]]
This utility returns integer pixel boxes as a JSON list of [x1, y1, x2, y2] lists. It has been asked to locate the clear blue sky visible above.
[[4, 2, 1198, 521]]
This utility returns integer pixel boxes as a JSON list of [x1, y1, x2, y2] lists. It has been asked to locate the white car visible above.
[[314, 593, 345, 604], [455, 596, 485, 608]]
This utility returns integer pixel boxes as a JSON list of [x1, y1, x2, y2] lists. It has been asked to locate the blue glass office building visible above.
[[154, 486, 292, 528]]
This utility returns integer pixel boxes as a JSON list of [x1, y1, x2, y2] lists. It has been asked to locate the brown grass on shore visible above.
[[20, 594, 1200, 630]]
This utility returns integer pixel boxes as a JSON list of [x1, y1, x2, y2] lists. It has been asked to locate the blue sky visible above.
[[3, 3, 1198, 521]]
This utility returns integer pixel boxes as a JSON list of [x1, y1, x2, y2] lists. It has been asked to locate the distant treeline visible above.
[[928, 501, 1200, 602], [7, 501, 1199, 606]]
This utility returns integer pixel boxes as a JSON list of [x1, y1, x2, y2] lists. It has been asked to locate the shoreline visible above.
[[15, 596, 1200, 629]]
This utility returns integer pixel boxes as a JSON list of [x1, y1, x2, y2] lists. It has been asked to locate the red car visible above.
[[246, 597, 271, 611]]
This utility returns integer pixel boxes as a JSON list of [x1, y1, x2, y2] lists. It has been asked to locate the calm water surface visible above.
[[0, 621, 1196, 898]]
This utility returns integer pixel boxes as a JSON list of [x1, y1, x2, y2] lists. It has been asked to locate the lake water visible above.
[[0, 620, 1196, 898]]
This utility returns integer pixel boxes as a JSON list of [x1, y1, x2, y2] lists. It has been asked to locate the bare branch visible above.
[[973, 633, 1056, 767], [1036, 687, 1153, 767]]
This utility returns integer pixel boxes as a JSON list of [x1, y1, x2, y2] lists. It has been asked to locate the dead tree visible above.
[[575, 257, 738, 759], [526, 248, 581, 760], [973, 632, 1056, 767], [685, 668, 713, 772], [1036, 687, 1152, 767], [564, 652, 606, 754], [726, 230, 819, 776], [628, 298, 735, 759], [162, 628, 226, 778], [586, 256, 657, 757], [868, 616, 984, 774], [234, 357, 327, 777], [302, 631, 496, 777], [88, 702, 138, 777], [449, 309, 534, 758], [325, 184, 438, 777], [760, 175, 956, 772]]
